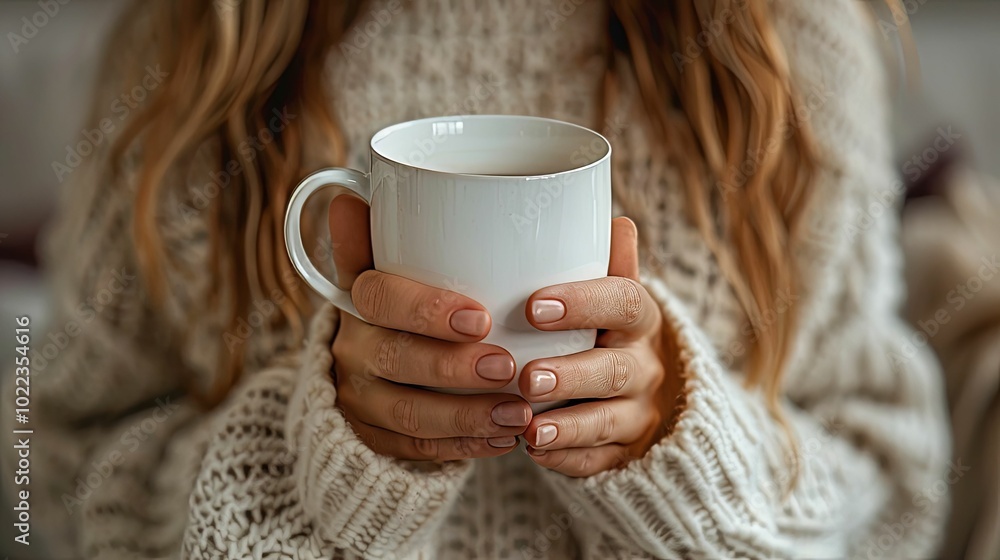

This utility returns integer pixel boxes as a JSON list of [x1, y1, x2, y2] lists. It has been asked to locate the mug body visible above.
[[367, 115, 611, 404]]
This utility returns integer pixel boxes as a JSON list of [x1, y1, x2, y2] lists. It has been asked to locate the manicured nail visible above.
[[526, 446, 546, 456], [476, 354, 515, 381], [528, 370, 557, 396], [491, 402, 530, 427], [531, 299, 566, 324], [450, 309, 489, 337], [488, 436, 518, 448], [535, 424, 558, 447]]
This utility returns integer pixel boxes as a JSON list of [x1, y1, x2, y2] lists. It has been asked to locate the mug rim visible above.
[[369, 114, 612, 179]]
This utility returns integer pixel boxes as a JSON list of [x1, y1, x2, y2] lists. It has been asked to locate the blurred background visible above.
[[1, 1, 998, 558]]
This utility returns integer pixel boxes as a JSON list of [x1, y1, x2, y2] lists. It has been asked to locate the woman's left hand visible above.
[[520, 217, 681, 477]]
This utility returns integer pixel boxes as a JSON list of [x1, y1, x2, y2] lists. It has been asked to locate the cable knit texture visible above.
[[1, 0, 950, 558]]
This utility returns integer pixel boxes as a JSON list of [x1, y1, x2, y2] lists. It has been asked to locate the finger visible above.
[[526, 444, 634, 477], [329, 193, 374, 290], [609, 217, 640, 281], [519, 346, 661, 403], [526, 275, 658, 334], [337, 315, 516, 388], [345, 413, 519, 461], [352, 269, 491, 342], [524, 398, 656, 450], [338, 377, 531, 439]]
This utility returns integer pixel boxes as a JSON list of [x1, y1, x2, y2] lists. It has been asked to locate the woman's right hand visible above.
[[327, 194, 532, 461]]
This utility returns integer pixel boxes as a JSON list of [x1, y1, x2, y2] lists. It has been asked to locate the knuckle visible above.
[[413, 437, 438, 460], [611, 277, 643, 325], [594, 406, 616, 444], [450, 406, 480, 436], [598, 352, 631, 395], [391, 398, 420, 433], [562, 413, 585, 440], [563, 359, 590, 395], [354, 272, 392, 323], [373, 335, 401, 379], [452, 437, 475, 460], [436, 349, 460, 386]]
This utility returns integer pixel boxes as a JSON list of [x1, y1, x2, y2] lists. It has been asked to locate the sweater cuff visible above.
[[539, 278, 783, 557], [285, 304, 473, 557]]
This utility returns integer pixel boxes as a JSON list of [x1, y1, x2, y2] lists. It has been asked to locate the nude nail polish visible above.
[[528, 370, 557, 396], [476, 354, 516, 381], [488, 436, 517, 448], [534, 424, 558, 447], [531, 299, 566, 324], [491, 402, 530, 427], [450, 309, 489, 336]]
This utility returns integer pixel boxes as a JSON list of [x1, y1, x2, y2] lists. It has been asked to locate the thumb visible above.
[[608, 216, 640, 281], [328, 193, 374, 290]]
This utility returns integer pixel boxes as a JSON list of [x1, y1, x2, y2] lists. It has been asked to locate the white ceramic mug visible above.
[[285, 115, 611, 410]]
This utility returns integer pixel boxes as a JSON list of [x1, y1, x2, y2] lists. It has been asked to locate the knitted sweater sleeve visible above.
[[541, 270, 950, 559], [182, 305, 474, 559], [4, 166, 470, 560], [537, 2, 951, 558]]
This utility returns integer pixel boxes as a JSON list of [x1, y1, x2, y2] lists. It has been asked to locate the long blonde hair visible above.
[[100, 0, 819, 409]]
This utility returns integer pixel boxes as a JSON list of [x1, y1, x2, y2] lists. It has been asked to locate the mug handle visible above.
[[284, 167, 370, 320]]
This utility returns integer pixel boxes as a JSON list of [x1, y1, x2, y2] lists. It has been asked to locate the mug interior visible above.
[[370, 115, 610, 177]]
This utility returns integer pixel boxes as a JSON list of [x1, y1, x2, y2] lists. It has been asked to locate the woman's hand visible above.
[[328, 194, 532, 461], [520, 217, 681, 477]]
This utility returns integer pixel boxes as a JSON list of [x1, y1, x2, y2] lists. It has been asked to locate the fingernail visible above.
[[535, 424, 558, 447], [488, 436, 518, 448], [476, 354, 515, 381], [528, 370, 557, 396], [450, 309, 489, 337], [531, 299, 566, 324], [491, 402, 530, 427], [526, 446, 546, 456]]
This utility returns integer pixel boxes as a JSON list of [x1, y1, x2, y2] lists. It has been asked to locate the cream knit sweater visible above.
[[3, 0, 950, 558]]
